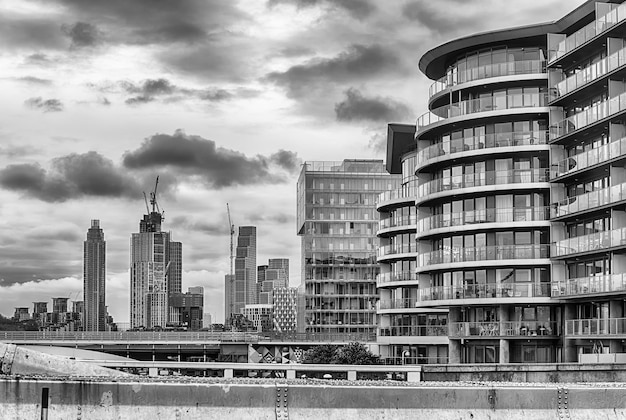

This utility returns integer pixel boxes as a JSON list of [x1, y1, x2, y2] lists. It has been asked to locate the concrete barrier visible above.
[[1, 377, 626, 419]]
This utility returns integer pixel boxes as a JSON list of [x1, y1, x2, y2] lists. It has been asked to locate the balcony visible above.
[[419, 283, 551, 303], [449, 321, 559, 338], [552, 182, 626, 218], [552, 227, 626, 257], [418, 244, 550, 268], [552, 273, 626, 298], [419, 206, 550, 233], [379, 215, 417, 231], [552, 47, 626, 100], [565, 318, 626, 337], [417, 169, 550, 199], [551, 91, 626, 140], [378, 325, 448, 337], [417, 93, 549, 130], [416, 130, 548, 168], [549, 3, 626, 63], [376, 271, 418, 286], [378, 244, 417, 258], [429, 59, 546, 98], [379, 298, 418, 310], [376, 187, 416, 207], [552, 137, 626, 179]]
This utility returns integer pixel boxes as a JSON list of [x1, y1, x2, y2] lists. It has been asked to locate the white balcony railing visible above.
[[553, 137, 626, 178], [565, 318, 626, 336], [419, 244, 550, 267], [376, 271, 418, 286], [551, 91, 626, 139], [552, 182, 626, 218], [553, 227, 626, 257], [551, 273, 626, 297], [449, 321, 559, 338], [419, 206, 550, 233], [419, 283, 551, 302]]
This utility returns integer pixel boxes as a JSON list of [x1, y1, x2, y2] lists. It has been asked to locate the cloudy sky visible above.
[[0, 0, 586, 323]]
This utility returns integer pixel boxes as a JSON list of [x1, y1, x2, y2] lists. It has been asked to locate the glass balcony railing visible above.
[[553, 227, 626, 257], [417, 93, 548, 129], [378, 325, 448, 337], [551, 91, 626, 139], [419, 244, 550, 267], [379, 298, 418, 310], [379, 215, 416, 230], [377, 187, 416, 204], [430, 60, 546, 98], [549, 3, 626, 62], [552, 47, 626, 99], [552, 273, 626, 298], [417, 130, 548, 167], [379, 356, 448, 365], [419, 283, 551, 302], [419, 206, 550, 232], [553, 137, 626, 178], [565, 318, 626, 336], [376, 271, 418, 286], [378, 244, 417, 258], [449, 321, 559, 338], [552, 182, 626, 218], [417, 168, 549, 198]]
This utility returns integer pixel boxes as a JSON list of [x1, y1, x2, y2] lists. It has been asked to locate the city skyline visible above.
[[0, 0, 587, 323]]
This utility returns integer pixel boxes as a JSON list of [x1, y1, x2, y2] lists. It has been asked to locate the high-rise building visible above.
[[226, 226, 257, 322], [52, 297, 69, 313], [258, 258, 290, 304], [243, 304, 273, 332], [13, 307, 29, 322], [269, 258, 290, 283], [380, 0, 626, 364], [273, 287, 298, 333], [297, 160, 402, 339], [169, 289, 204, 330], [83, 219, 106, 331]]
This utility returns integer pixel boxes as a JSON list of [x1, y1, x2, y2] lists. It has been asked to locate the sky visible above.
[[0, 0, 587, 323]]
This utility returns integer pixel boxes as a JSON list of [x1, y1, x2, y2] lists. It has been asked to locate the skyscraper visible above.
[[226, 226, 257, 322], [297, 160, 402, 338], [83, 219, 106, 331]]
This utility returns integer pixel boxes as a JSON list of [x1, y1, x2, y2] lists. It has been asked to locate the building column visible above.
[[563, 303, 577, 362], [499, 304, 510, 363], [448, 307, 462, 363], [610, 300, 624, 353]]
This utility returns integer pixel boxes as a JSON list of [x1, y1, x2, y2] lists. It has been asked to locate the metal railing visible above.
[[449, 321, 559, 338], [416, 130, 548, 167], [430, 60, 546, 98], [552, 182, 626, 218], [552, 226, 626, 257], [551, 273, 626, 297], [551, 91, 626, 139], [419, 206, 550, 232], [377, 187, 416, 204], [378, 325, 448, 337], [379, 215, 417, 230], [378, 244, 417, 258], [417, 93, 548, 129], [419, 244, 550, 267], [552, 137, 626, 178], [419, 283, 551, 302], [380, 356, 448, 365], [376, 271, 418, 286], [565, 318, 626, 336], [379, 298, 419, 310], [417, 168, 549, 198]]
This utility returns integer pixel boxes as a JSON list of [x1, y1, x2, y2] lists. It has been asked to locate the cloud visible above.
[[24, 97, 64, 112], [334, 88, 411, 123], [0, 152, 141, 202], [401, 1, 486, 35], [13, 76, 53, 85], [265, 44, 400, 97], [61, 21, 101, 48], [268, 0, 376, 19], [169, 216, 231, 235], [0, 145, 38, 158], [0, 18, 65, 50], [122, 130, 301, 188]]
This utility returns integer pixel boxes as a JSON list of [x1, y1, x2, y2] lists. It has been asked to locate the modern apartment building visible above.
[[379, 0, 626, 364], [297, 160, 402, 338], [272, 287, 299, 333], [83, 219, 106, 331]]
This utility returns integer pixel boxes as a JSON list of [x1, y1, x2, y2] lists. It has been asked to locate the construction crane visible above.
[[226, 203, 235, 317]]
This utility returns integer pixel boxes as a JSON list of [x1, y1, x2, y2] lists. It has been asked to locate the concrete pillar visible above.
[[499, 304, 510, 363], [449, 340, 462, 364], [407, 370, 421, 382], [286, 370, 296, 379], [348, 371, 357, 381], [499, 339, 510, 364], [563, 303, 577, 362], [224, 369, 234, 378]]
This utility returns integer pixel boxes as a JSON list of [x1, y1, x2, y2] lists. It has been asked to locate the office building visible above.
[[83, 219, 106, 331], [272, 287, 299, 333], [224, 274, 234, 323], [258, 258, 290, 304], [225, 226, 257, 322], [13, 307, 30, 322], [243, 304, 273, 332], [169, 289, 204, 330], [380, 0, 626, 364], [297, 160, 402, 338]]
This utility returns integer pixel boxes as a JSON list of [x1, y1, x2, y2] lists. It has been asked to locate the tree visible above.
[[332, 342, 379, 365], [302, 344, 339, 364]]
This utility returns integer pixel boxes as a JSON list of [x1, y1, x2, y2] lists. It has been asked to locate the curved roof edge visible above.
[[418, 0, 601, 79]]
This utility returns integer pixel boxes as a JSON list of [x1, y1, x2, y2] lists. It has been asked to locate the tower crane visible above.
[[226, 203, 235, 316]]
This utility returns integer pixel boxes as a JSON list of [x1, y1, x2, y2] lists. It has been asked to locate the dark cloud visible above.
[[278, 46, 315, 58], [401, 2, 483, 35], [0, 152, 141, 202], [61, 21, 101, 48], [26, 229, 81, 243], [125, 96, 154, 106], [13, 76, 53, 85], [0, 18, 65, 50], [24, 97, 64, 112], [335, 88, 411, 123], [265, 44, 400, 97], [268, 0, 376, 19], [122, 130, 301, 188]]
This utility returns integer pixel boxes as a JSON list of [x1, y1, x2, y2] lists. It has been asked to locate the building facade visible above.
[[297, 160, 402, 339], [380, 0, 626, 364], [272, 287, 299, 333], [83, 219, 106, 331], [226, 226, 257, 323]]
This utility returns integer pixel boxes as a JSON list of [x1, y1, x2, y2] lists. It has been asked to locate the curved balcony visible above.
[[430, 60, 546, 98], [417, 169, 550, 202], [376, 187, 415, 210], [552, 273, 626, 298], [552, 182, 626, 219], [449, 321, 559, 338], [378, 244, 417, 259], [418, 206, 550, 236], [552, 47, 626, 100], [417, 93, 548, 130], [379, 298, 418, 310], [418, 283, 551, 303], [416, 130, 548, 169], [553, 227, 626, 258], [565, 318, 626, 337], [379, 215, 416, 232], [418, 244, 550, 269], [551, 91, 626, 140], [378, 325, 448, 337], [376, 271, 418, 287], [553, 137, 626, 179], [549, 3, 626, 63]]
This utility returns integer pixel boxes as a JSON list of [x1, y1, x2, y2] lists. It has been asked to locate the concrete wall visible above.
[[2, 377, 626, 420]]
